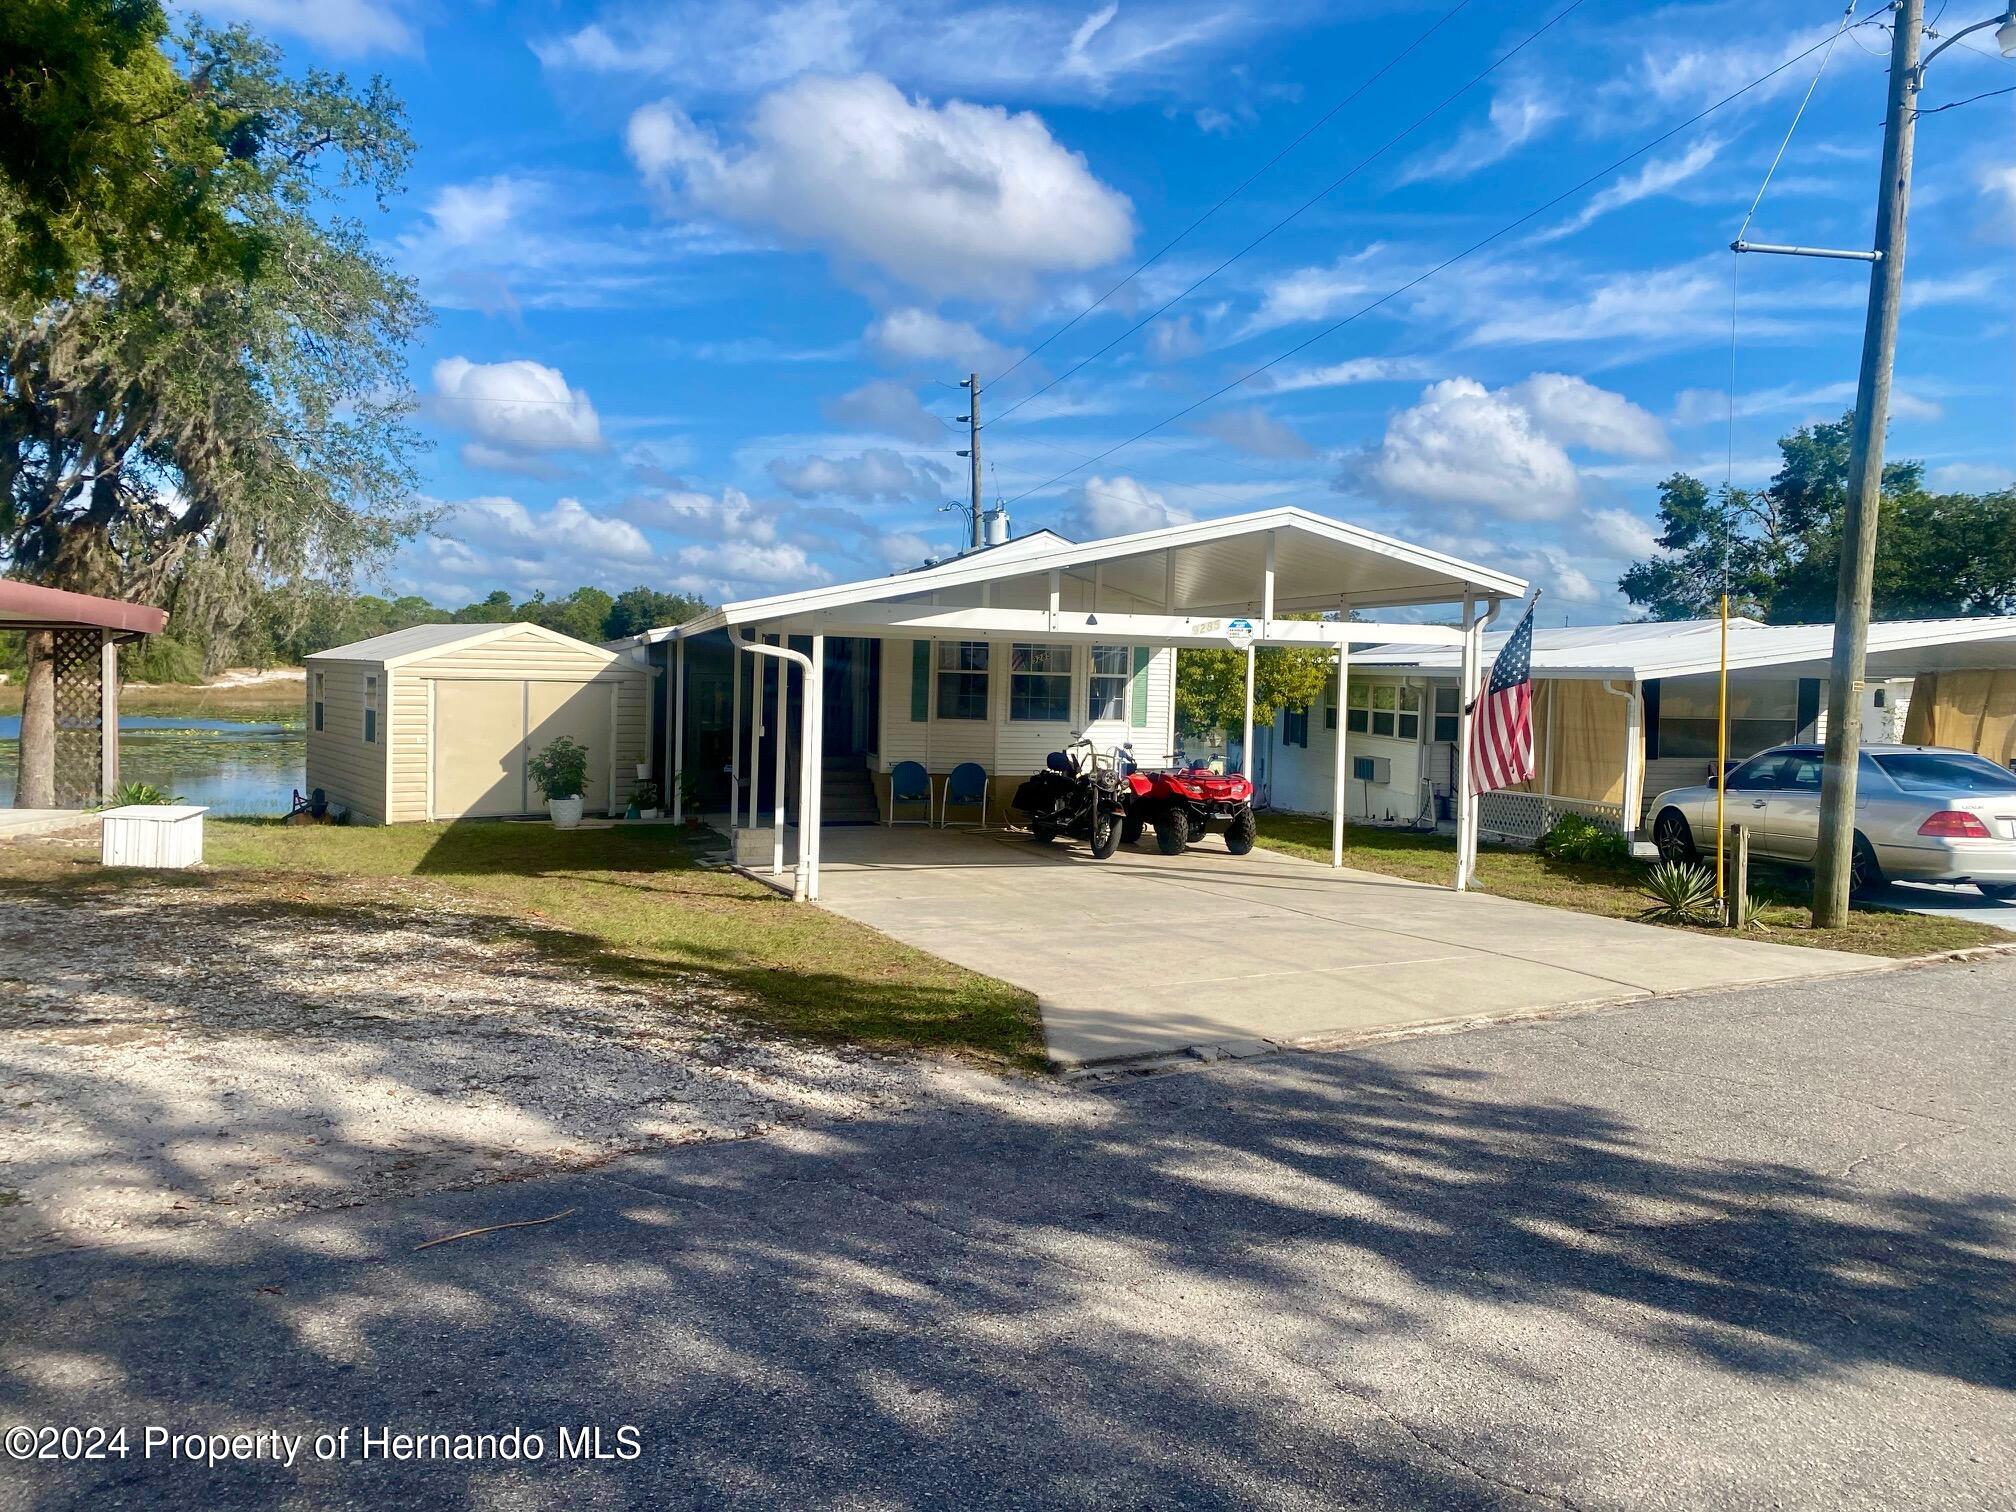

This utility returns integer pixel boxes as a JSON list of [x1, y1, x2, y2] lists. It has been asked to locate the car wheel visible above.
[[1121, 814, 1144, 845], [1156, 808, 1189, 855], [1978, 882, 2016, 902], [1224, 808, 1257, 856], [1089, 811, 1121, 860], [1849, 834, 1884, 899], [1654, 809, 1697, 864]]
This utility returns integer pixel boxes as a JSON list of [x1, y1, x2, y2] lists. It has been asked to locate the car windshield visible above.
[[1872, 752, 2016, 794]]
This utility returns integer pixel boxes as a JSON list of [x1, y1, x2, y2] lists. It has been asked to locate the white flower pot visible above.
[[549, 795, 585, 829], [639, 808, 661, 820]]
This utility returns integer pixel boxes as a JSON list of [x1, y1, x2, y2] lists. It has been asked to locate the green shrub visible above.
[[123, 634, 207, 684], [1639, 860, 1722, 925], [1538, 812, 1631, 866], [96, 781, 184, 808], [528, 736, 589, 801]]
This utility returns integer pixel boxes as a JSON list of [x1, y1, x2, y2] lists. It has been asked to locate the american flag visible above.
[[1468, 601, 1538, 794]]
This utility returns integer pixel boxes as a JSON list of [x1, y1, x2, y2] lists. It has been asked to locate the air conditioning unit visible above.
[[1352, 755, 1391, 785]]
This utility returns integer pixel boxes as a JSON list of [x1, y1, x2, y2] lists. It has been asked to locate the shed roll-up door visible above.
[[430, 679, 614, 819]]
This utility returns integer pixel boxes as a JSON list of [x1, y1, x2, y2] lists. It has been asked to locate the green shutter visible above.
[[910, 640, 930, 722], [1130, 645, 1151, 728]]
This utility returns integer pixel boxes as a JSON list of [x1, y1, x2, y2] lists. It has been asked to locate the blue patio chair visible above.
[[939, 761, 990, 829], [886, 760, 932, 826]]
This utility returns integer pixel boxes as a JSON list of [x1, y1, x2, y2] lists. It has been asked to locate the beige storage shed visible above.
[[304, 623, 653, 824]]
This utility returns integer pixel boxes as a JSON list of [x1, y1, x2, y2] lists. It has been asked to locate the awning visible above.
[[0, 581, 169, 639]]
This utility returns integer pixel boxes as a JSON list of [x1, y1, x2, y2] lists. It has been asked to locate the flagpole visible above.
[[1716, 591, 1729, 913]]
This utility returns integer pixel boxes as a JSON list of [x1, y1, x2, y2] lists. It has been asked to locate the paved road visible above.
[[3, 957, 2013, 1510], [816, 827, 1878, 1065]]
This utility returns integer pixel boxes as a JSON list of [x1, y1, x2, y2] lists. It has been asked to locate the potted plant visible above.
[[630, 779, 661, 821], [528, 736, 591, 829], [678, 769, 705, 827]]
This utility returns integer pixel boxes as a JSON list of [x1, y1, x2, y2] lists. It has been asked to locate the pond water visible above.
[[0, 713, 306, 816]]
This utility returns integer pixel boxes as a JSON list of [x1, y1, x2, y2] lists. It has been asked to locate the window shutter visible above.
[[910, 640, 930, 722], [1130, 646, 1151, 728]]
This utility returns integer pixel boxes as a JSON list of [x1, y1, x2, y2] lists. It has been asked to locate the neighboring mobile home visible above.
[[304, 622, 651, 823], [1258, 615, 2016, 842]]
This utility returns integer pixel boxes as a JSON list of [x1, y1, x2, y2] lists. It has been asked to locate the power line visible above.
[[1000, 7, 1900, 510], [986, 0, 1483, 390], [986, 0, 1593, 429], [1913, 81, 2016, 113]]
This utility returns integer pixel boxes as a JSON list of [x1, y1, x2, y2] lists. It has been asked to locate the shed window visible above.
[[1087, 644, 1132, 723], [313, 671, 325, 732], [363, 674, 379, 744], [1009, 644, 1071, 722], [1433, 684, 1460, 743], [936, 641, 989, 720]]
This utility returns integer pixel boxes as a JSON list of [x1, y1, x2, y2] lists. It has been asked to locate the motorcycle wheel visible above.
[[1089, 812, 1121, 860], [1156, 807, 1189, 856], [1224, 808, 1257, 856], [1029, 823, 1056, 845]]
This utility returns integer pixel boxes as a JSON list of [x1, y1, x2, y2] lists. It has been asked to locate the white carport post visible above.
[[1243, 532, 1275, 782], [772, 634, 789, 877], [1331, 635, 1350, 867], [1454, 594, 1478, 892], [727, 630, 742, 832], [671, 634, 687, 824], [1604, 680, 1645, 841], [805, 634, 825, 901], [746, 634, 762, 840]]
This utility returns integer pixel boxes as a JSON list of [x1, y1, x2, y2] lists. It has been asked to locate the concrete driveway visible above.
[[815, 828, 1883, 1066]]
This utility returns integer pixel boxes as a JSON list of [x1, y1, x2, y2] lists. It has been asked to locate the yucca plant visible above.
[[1639, 860, 1721, 926], [92, 781, 184, 809]]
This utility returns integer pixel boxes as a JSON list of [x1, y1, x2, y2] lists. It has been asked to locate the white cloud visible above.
[[1466, 263, 1737, 347], [820, 380, 943, 443], [1253, 356, 1437, 394], [1927, 462, 2013, 493], [1339, 374, 1665, 522], [1981, 163, 2016, 236], [422, 177, 533, 247], [1058, 475, 1192, 539], [880, 531, 936, 568], [1191, 406, 1317, 460], [1506, 374, 1668, 460], [536, 0, 1258, 102], [1671, 380, 1941, 427], [627, 74, 1134, 299], [1147, 314, 1205, 362], [185, 0, 418, 55], [1537, 138, 1723, 241], [1244, 246, 1385, 333], [623, 485, 781, 544], [680, 538, 828, 585], [1399, 83, 1559, 184], [1584, 506, 1661, 560], [431, 358, 604, 471], [865, 308, 1014, 371], [416, 497, 661, 599], [767, 449, 951, 502]]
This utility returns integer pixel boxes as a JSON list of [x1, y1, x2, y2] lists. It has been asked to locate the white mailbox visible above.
[[99, 805, 208, 869]]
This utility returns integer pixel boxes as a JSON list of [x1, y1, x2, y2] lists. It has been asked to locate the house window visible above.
[[935, 641, 989, 720], [1324, 677, 1338, 730], [1370, 684, 1397, 737], [1009, 643, 1072, 721], [1087, 644, 1132, 723], [1433, 684, 1460, 743], [313, 672, 325, 732], [1346, 682, 1369, 734], [363, 674, 379, 744], [1284, 705, 1309, 748], [1398, 684, 1421, 741]]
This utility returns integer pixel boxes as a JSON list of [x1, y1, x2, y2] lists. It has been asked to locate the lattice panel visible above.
[[50, 629, 104, 806]]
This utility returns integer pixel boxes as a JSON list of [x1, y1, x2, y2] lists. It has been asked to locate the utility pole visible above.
[[1811, 0, 1921, 928], [958, 373, 982, 551]]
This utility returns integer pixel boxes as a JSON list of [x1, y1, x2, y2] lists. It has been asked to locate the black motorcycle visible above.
[[1010, 739, 1140, 860]]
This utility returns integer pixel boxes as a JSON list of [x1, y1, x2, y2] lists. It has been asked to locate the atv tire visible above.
[[1224, 808, 1257, 856], [1029, 824, 1056, 845], [1121, 814, 1145, 845], [1156, 807, 1189, 855]]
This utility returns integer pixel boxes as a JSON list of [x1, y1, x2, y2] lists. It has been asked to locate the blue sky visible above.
[[201, 0, 2013, 622]]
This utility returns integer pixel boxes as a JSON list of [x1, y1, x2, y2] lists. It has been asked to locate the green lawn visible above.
[[1258, 813, 2010, 959], [6, 820, 1046, 1073]]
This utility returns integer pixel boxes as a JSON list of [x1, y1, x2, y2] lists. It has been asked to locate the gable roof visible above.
[[306, 620, 626, 668], [1354, 615, 2016, 681], [648, 507, 1526, 640]]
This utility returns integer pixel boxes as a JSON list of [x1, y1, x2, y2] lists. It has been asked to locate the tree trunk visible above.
[[17, 631, 57, 808]]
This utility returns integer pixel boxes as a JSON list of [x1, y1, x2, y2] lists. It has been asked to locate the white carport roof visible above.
[[643, 507, 1527, 649], [1355, 616, 2016, 681]]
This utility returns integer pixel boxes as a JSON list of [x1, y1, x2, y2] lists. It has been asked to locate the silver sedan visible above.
[[1648, 743, 2016, 900]]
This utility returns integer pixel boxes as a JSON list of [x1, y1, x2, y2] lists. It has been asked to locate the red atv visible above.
[[1125, 765, 1256, 856]]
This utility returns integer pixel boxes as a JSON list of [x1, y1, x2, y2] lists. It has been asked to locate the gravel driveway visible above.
[[0, 874, 988, 1258]]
